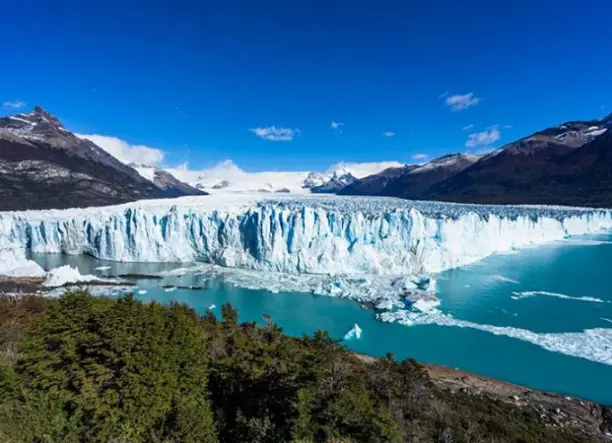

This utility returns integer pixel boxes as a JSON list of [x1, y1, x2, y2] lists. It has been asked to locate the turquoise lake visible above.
[[31, 234, 612, 405]]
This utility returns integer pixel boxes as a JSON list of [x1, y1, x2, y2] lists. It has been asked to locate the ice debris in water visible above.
[[511, 291, 608, 303], [378, 309, 612, 367], [164, 287, 176, 292], [94, 266, 111, 271], [344, 323, 362, 341], [138, 290, 147, 295], [208, 304, 216, 310]]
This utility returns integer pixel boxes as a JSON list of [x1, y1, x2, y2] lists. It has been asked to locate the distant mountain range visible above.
[[310, 165, 358, 193], [0, 107, 205, 210], [339, 153, 480, 199], [2, 106, 612, 210], [340, 114, 612, 207], [166, 160, 401, 194], [129, 164, 204, 198]]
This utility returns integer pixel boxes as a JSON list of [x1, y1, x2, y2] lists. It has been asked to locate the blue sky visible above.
[[2, 0, 612, 171]]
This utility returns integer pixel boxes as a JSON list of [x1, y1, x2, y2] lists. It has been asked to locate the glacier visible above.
[[1, 194, 612, 277]]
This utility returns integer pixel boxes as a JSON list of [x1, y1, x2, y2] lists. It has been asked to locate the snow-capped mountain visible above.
[[0, 106, 169, 210], [337, 165, 418, 196], [302, 172, 327, 189], [340, 153, 479, 198], [310, 162, 404, 193], [310, 169, 358, 193], [130, 164, 206, 197]]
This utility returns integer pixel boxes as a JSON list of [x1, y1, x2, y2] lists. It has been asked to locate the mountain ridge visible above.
[[340, 113, 612, 207], [0, 107, 204, 210]]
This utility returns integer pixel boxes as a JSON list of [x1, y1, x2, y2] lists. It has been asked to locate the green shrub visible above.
[[0, 291, 216, 442]]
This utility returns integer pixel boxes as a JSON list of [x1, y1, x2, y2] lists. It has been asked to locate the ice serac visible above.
[[1, 195, 612, 276]]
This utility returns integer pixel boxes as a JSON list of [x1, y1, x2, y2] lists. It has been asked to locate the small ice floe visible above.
[[164, 287, 176, 292], [374, 298, 395, 311], [489, 275, 520, 284], [404, 292, 441, 313], [343, 323, 362, 341], [392, 275, 437, 294], [208, 304, 216, 310], [94, 266, 111, 271], [138, 290, 147, 295]]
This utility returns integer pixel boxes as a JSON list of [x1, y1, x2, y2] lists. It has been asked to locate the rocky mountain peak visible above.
[[33, 105, 54, 118], [0, 106, 69, 140], [302, 171, 326, 189]]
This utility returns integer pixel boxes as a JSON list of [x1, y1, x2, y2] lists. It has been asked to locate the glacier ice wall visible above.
[[1, 195, 611, 276]]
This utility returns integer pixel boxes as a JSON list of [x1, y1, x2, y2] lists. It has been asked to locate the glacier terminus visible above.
[[2, 194, 612, 276]]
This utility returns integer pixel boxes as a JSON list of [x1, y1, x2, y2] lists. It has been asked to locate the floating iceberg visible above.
[[344, 323, 362, 341], [208, 304, 216, 310], [2, 194, 611, 278]]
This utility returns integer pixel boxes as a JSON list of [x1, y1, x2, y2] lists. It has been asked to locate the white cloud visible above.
[[331, 120, 344, 130], [462, 124, 474, 131], [76, 134, 165, 166], [465, 125, 501, 148], [249, 126, 299, 141], [502, 124, 513, 129], [3, 100, 26, 109], [382, 131, 395, 137], [412, 153, 429, 161], [445, 93, 480, 111]]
